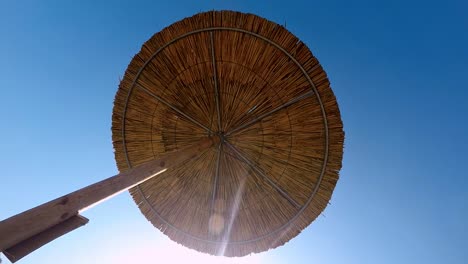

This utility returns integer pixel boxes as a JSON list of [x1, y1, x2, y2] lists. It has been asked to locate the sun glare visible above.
[[106, 239, 266, 264], [156, 243, 265, 264]]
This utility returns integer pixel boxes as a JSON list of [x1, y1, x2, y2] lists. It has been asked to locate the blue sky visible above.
[[1, 0, 467, 263]]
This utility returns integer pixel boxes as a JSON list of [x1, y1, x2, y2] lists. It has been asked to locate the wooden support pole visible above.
[[3, 215, 89, 263], [0, 136, 219, 261]]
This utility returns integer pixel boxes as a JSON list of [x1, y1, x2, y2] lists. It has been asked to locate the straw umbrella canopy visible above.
[[112, 10, 344, 257]]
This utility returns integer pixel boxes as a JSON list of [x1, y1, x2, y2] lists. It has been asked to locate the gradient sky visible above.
[[1, 1, 467, 263]]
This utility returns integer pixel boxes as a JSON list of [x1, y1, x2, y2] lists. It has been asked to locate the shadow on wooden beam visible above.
[[3, 215, 89, 263]]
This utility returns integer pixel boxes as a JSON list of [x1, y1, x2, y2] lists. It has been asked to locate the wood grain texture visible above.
[[3, 215, 89, 263]]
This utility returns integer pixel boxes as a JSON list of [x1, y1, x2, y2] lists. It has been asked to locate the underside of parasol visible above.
[[112, 10, 344, 256]]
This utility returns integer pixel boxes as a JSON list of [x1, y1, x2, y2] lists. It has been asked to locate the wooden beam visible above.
[[3, 215, 89, 263], [0, 136, 219, 256]]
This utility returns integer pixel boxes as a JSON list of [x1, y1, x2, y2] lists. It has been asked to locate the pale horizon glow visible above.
[[88, 228, 270, 264]]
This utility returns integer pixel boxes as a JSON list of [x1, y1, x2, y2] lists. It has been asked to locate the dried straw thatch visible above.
[[112, 10, 344, 256]]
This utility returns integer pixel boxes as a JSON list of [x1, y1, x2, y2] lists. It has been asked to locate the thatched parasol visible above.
[[112, 10, 344, 256]]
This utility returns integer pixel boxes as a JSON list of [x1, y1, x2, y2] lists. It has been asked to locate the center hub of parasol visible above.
[[217, 132, 226, 143]]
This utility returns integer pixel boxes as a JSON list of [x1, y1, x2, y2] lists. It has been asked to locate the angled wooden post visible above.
[[0, 136, 219, 263]]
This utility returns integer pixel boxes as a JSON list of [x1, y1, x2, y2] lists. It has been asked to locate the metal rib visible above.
[[210, 142, 222, 213], [224, 141, 300, 208], [136, 83, 212, 133], [210, 32, 222, 132], [225, 90, 314, 136]]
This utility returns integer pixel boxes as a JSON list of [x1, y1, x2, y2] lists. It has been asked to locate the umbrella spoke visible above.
[[210, 142, 223, 213], [225, 90, 314, 136], [224, 141, 300, 208], [210, 31, 222, 132], [136, 83, 213, 133]]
